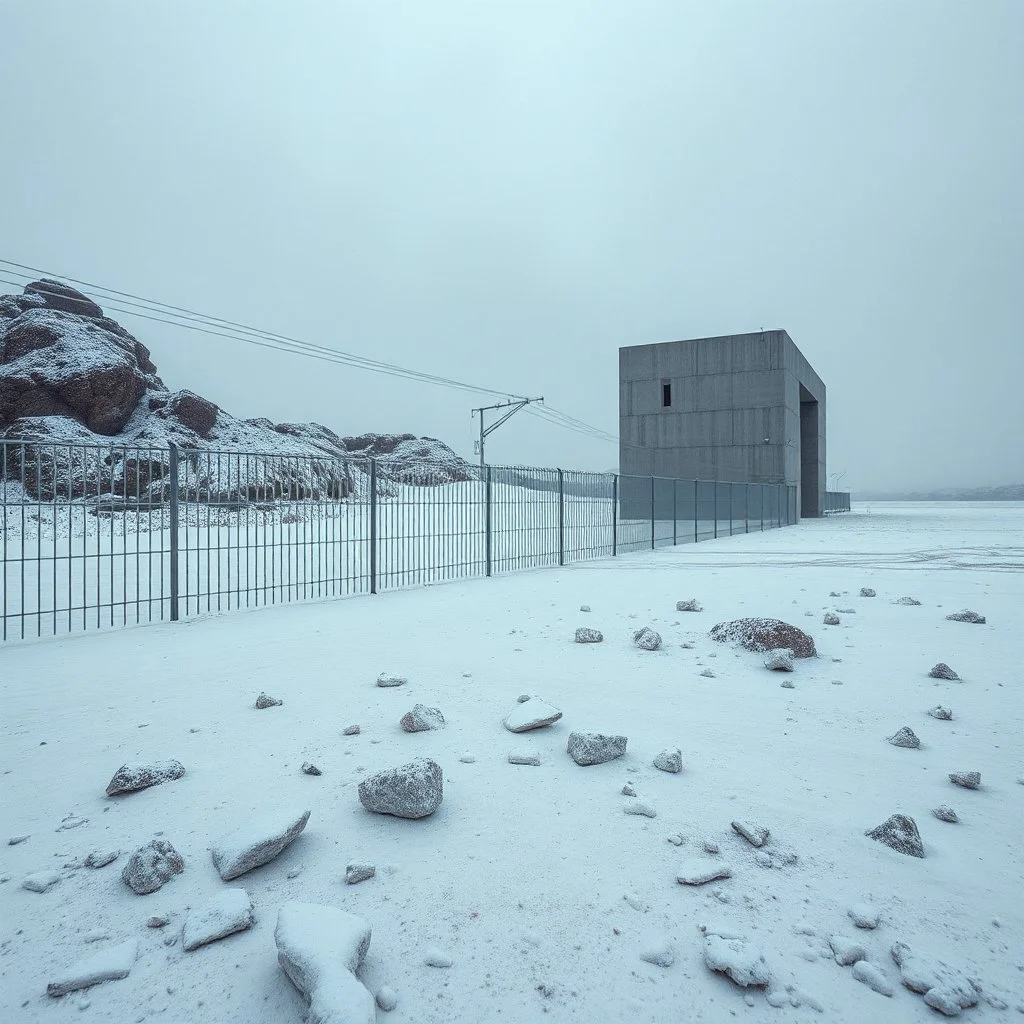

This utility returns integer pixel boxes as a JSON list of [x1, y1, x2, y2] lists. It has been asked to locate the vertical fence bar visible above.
[[713, 482, 718, 539], [557, 468, 565, 567], [485, 465, 493, 577], [611, 474, 618, 556], [693, 480, 698, 543], [745, 482, 749, 533], [369, 459, 378, 594], [672, 480, 677, 546], [168, 443, 179, 621], [650, 476, 656, 549]]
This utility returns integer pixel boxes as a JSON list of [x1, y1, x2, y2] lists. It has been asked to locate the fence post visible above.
[[729, 482, 734, 536], [693, 480, 698, 543], [713, 482, 718, 539], [611, 474, 618, 556], [369, 459, 378, 594], [761, 484, 764, 531], [168, 442, 179, 621], [672, 480, 677, 546], [557, 469, 565, 566], [485, 466, 492, 577], [650, 476, 656, 550], [745, 482, 749, 533]]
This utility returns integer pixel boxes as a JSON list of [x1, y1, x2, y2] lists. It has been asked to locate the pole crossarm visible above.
[[472, 397, 544, 465]]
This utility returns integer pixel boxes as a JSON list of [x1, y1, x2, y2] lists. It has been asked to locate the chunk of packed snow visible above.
[[47, 938, 138, 997], [701, 928, 772, 988], [211, 809, 310, 880], [848, 903, 880, 929], [731, 820, 770, 847], [22, 870, 61, 893], [852, 960, 893, 996], [182, 888, 254, 951], [676, 858, 733, 885], [829, 934, 868, 966], [639, 939, 675, 968], [890, 942, 979, 1016], [424, 947, 453, 967]]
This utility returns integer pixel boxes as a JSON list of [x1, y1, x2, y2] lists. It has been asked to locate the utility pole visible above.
[[472, 397, 544, 466]]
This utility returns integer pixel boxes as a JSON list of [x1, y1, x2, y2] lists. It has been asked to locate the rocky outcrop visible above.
[[709, 618, 816, 658]]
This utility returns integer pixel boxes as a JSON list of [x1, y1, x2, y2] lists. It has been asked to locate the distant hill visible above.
[[855, 484, 1024, 501]]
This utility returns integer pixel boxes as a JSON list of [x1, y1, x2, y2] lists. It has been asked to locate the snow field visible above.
[[0, 501, 1021, 1023]]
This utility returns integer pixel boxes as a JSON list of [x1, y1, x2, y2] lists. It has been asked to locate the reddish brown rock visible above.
[[709, 618, 817, 658]]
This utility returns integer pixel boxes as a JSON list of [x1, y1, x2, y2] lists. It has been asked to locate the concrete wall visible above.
[[619, 330, 827, 517]]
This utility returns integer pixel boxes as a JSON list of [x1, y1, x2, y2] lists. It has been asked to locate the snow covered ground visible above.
[[1, 501, 1022, 1023]]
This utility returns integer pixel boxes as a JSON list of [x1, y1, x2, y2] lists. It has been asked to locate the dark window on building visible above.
[[661, 379, 672, 408]]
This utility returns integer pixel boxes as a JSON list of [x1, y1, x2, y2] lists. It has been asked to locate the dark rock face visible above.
[[159, 390, 219, 438], [710, 618, 816, 658], [865, 814, 924, 858], [24, 279, 104, 319]]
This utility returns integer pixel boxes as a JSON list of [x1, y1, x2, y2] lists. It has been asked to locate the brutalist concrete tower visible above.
[[619, 330, 826, 518]]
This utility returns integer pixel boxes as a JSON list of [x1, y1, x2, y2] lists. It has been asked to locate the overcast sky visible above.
[[1, 1, 1021, 492]]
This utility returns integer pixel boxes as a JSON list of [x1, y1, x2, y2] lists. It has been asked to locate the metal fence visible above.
[[0, 439, 798, 642], [825, 490, 852, 514]]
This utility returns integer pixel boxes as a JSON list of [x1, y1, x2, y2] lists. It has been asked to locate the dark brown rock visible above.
[[709, 618, 816, 658], [159, 390, 219, 438], [23, 279, 104, 318]]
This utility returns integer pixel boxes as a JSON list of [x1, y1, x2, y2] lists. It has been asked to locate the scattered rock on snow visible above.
[[676, 858, 733, 885], [860, 588, 877, 598], [301, 762, 322, 776], [703, 840, 720, 854], [929, 663, 960, 680], [400, 705, 445, 732], [865, 814, 924, 858], [424, 947, 453, 968], [829, 934, 868, 966], [503, 697, 562, 733], [579, 605, 591, 613], [890, 942, 979, 1016], [624, 801, 657, 818], [182, 888, 254, 951], [85, 850, 119, 869], [634, 627, 663, 651], [345, 863, 375, 885], [640, 939, 675, 968], [275, 901, 374, 1024], [945, 610, 986, 624], [7, 835, 29, 845], [676, 599, 702, 612], [621, 783, 636, 796], [755, 851, 773, 868], [709, 617, 816, 658], [376, 986, 398, 1011], [47, 938, 137, 997], [928, 706, 953, 720], [516, 694, 530, 702], [376, 673, 407, 688], [888, 726, 921, 749], [22, 870, 61, 893], [763, 649, 794, 672], [731, 820, 770, 847], [852, 960, 893, 996], [823, 612, 841, 625], [105, 760, 185, 796], [122, 839, 184, 894], [343, 725, 361, 736], [701, 927, 772, 988], [358, 758, 443, 818], [848, 903, 880, 929], [948, 771, 981, 790], [254, 692, 283, 709], [508, 753, 541, 766], [780, 680, 795, 689], [653, 748, 682, 773], [895, 597, 922, 606], [574, 627, 603, 644], [567, 731, 627, 766], [55, 815, 89, 832], [146, 916, 168, 928], [933, 806, 959, 823], [700, 668, 716, 678], [211, 809, 311, 881]]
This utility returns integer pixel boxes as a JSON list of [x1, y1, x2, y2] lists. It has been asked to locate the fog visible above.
[[1, 1, 1021, 492]]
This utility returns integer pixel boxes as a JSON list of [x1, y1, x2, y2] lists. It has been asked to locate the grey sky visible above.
[[2, 1, 1021, 492]]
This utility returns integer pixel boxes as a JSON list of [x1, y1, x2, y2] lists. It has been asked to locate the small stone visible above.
[[949, 771, 981, 790], [640, 940, 675, 968], [928, 706, 953, 720], [211, 809, 310, 881], [865, 814, 924, 857], [182, 889, 255, 952], [929, 663, 960, 680], [780, 680, 795, 689], [755, 851, 773, 868], [633, 627, 663, 651], [85, 850, 119, 869], [703, 840, 720, 854], [574, 627, 603, 644], [895, 597, 922, 606], [376, 673, 407, 687], [700, 668, 716, 678], [579, 605, 591, 613], [823, 613, 840, 625], [83, 930, 110, 943], [516, 694, 530, 702], [667, 833, 684, 846], [837, 607, 856, 614], [567, 731, 627, 766], [254, 692, 282, 709], [681, 641, 695, 649], [7, 835, 29, 846], [424, 947, 453, 968], [503, 696, 562, 733], [459, 754, 476, 764], [731, 820, 769, 847], [830, 591, 841, 597], [621, 783, 636, 797], [300, 762, 322, 776], [848, 903, 880, 929], [342, 725, 361, 736], [624, 801, 656, 818], [508, 753, 541, 766], [400, 705, 445, 732], [676, 599, 702, 612], [852, 960, 893, 996], [345, 863, 375, 885], [22, 870, 61, 893], [701, 929, 771, 988], [888, 726, 921, 749], [56, 815, 89, 832], [359, 758, 443, 818], [764, 648, 794, 671], [932, 806, 959, 823], [653, 748, 682, 774], [376, 986, 398, 1011], [945, 610, 986, 624], [676, 857, 733, 885], [147, 916, 169, 928], [122, 839, 184, 894], [860, 588, 876, 598], [830, 934, 868, 966]]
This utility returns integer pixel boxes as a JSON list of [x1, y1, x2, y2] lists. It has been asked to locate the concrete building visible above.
[[618, 330, 826, 518]]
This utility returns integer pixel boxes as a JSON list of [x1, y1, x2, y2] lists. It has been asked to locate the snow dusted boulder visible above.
[[890, 942, 979, 1016], [640, 938, 675, 968], [255, 692, 283, 709], [503, 696, 562, 733], [932, 806, 959, 823], [275, 901, 374, 1024], [358, 758, 443, 819], [848, 903, 880, 929], [763, 649, 794, 672], [948, 771, 981, 790], [301, 762, 322, 776], [399, 705, 445, 732], [633, 627, 663, 651], [676, 599, 702, 612], [376, 673, 407, 688], [85, 850, 119, 868], [22, 870, 61, 893], [653, 748, 682, 774], [623, 801, 657, 818], [929, 663, 960, 680], [24, 279, 104, 319], [47, 938, 137, 997], [731, 820, 770, 847], [928, 705, 953, 720], [709, 617, 816, 658], [701, 927, 772, 988], [508, 753, 541, 766], [945, 609, 986, 624], [424, 947, 453, 968], [567, 731, 627, 766], [122, 838, 184, 894], [823, 612, 840, 625], [676, 858, 733, 885], [859, 588, 877, 598], [345, 864, 375, 885], [852, 960, 893, 996], [574, 627, 603, 644], [829, 934, 868, 966], [865, 814, 924, 858], [182, 888, 254, 951], [211, 809, 310, 880], [888, 726, 921, 749], [105, 759, 185, 796], [376, 987, 398, 1011], [895, 596, 922, 606]]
